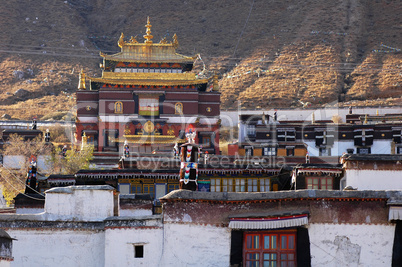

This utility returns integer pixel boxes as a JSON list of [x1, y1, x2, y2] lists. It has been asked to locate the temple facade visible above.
[[76, 18, 220, 154]]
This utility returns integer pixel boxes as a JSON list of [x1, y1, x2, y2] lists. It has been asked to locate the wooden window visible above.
[[306, 176, 333, 189], [247, 178, 258, 192], [244, 231, 296, 267], [263, 147, 276, 156], [167, 183, 179, 193], [131, 184, 142, 194], [143, 184, 154, 198], [222, 178, 234, 192], [202, 136, 212, 148], [286, 148, 294, 156], [260, 178, 270, 192], [211, 178, 221, 192], [247, 125, 256, 137], [235, 178, 246, 192]]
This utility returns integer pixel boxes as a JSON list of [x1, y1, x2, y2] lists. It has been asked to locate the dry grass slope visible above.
[[0, 0, 400, 119]]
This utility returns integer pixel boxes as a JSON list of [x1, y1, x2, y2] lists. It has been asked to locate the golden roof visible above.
[[102, 17, 196, 64]]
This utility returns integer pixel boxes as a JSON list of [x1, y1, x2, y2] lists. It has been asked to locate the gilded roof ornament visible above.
[[212, 72, 219, 91], [159, 37, 168, 44], [172, 33, 179, 48], [144, 17, 153, 44], [129, 35, 138, 44], [78, 69, 86, 90], [118, 33, 125, 48]]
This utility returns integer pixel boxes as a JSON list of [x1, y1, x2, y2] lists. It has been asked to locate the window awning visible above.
[[389, 206, 402, 221], [229, 214, 308, 229]]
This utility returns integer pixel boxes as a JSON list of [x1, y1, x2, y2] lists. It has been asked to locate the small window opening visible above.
[[134, 245, 144, 258]]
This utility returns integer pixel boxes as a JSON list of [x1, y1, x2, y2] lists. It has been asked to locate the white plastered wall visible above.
[[7, 229, 105, 267], [160, 223, 231, 267], [308, 223, 395, 267], [345, 170, 402, 190], [104, 227, 163, 267]]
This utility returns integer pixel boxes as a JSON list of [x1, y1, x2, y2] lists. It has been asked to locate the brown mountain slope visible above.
[[0, 0, 401, 119]]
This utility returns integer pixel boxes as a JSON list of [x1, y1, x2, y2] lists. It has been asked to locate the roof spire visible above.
[[144, 17, 153, 44], [78, 69, 86, 90]]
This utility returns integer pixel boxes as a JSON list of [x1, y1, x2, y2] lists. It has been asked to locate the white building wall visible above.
[[308, 223, 395, 267], [8, 229, 105, 267], [332, 141, 355, 156], [160, 223, 231, 267], [15, 208, 44, 215], [45, 186, 114, 221], [345, 170, 402, 190], [371, 140, 392, 154], [104, 227, 163, 267]]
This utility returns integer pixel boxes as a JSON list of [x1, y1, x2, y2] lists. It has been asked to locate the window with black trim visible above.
[[357, 147, 371, 155]]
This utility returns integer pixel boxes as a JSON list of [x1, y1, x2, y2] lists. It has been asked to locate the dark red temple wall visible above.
[[165, 92, 199, 101], [77, 102, 98, 116], [99, 100, 135, 115], [163, 102, 199, 115], [76, 91, 99, 101], [198, 93, 220, 102], [99, 91, 133, 100], [198, 103, 220, 116]]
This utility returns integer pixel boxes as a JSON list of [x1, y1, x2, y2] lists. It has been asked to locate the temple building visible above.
[[76, 18, 220, 154]]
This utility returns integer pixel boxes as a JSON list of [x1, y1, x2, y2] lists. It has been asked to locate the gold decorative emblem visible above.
[[167, 127, 175, 135], [86, 106, 92, 111], [206, 107, 212, 112], [143, 120, 155, 133], [124, 126, 131, 135]]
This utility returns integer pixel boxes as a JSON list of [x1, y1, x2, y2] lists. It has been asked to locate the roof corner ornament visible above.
[[118, 32, 125, 48], [78, 69, 86, 90], [172, 33, 179, 48], [144, 17, 153, 44], [159, 37, 168, 44], [129, 35, 138, 44]]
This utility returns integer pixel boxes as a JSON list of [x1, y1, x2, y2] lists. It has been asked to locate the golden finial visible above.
[[118, 32, 125, 48], [144, 17, 153, 44], [81, 132, 88, 150], [212, 72, 219, 91], [78, 69, 86, 90], [376, 109, 379, 116], [172, 33, 179, 48], [364, 114, 368, 124]]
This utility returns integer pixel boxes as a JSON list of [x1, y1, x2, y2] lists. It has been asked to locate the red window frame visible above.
[[305, 176, 333, 189], [243, 230, 297, 267]]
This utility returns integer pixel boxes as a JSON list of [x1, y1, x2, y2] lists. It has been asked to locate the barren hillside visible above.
[[0, 0, 401, 119]]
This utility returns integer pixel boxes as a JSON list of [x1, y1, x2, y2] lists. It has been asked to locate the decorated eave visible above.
[[75, 170, 179, 180], [100, 17, 196, 64], [90, 76, 209, 87], [198, 168, 280, 176], [293, 167, 343, 177]]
